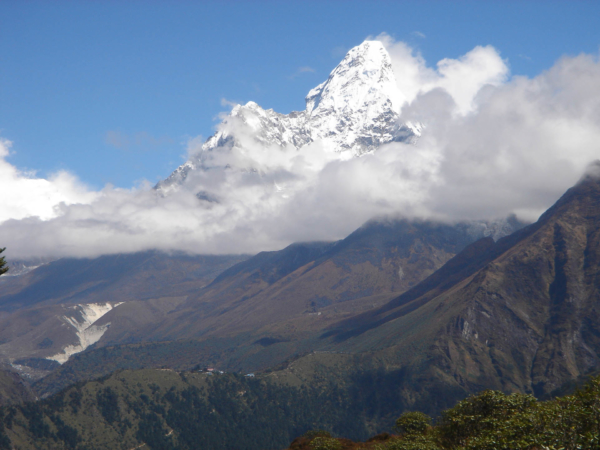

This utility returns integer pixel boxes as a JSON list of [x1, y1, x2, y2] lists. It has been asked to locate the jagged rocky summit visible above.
[[159, 40, 421, 190]]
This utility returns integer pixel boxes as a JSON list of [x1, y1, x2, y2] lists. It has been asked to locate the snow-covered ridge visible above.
[[48, 302, 122, 364], [159, 40, 421, 190]]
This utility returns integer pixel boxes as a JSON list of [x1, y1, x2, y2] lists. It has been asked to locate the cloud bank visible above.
[[1, 38, 600, 259], [0, 140, 99, 223]]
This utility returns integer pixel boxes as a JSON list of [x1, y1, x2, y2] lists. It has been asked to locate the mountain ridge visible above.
[[0, 216, 522, 378], [313, 167, 600, 398]]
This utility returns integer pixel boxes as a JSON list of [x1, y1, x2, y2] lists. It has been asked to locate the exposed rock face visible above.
[[158, 41, 421, 191], [459, 170, 600, 396]]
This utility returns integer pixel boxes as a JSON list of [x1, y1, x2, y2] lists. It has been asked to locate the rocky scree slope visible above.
[[0, 253, 248, 372]]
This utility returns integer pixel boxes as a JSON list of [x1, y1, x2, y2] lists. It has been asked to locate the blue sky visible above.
[[1, 0, 600, 189]]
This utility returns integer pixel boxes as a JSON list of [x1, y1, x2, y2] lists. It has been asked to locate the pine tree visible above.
[[0, 248, 8, 276]]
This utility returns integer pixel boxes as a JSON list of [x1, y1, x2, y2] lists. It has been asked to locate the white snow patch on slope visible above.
[[47, 302, 122, 364]]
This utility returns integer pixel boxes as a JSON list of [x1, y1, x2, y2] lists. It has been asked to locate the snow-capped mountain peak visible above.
[[303, 40, 409, 153], [306, 40, 404, 115], [159, 40, 420, 190]]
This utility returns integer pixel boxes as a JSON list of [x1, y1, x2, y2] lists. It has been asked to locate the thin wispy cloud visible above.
[[288, 66, 316, 80], [220, 98, 238, 108], [412, 31, 426, 39], [105, 131, 174, 152]]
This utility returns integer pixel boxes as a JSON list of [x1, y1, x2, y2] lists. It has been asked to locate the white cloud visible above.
[[220, 98, 238, 108], [435, 45, 509, 114], [0, 139, 99, 223], [1, 41, 599, 259], [376, 32, 509, 114]]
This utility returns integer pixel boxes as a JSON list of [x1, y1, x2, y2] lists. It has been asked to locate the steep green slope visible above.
[[286, 375, 600, 450], [0, 369, 34, 406], [7, 368, 600, 450]]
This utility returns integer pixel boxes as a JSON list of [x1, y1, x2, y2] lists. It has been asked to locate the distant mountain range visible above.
[[0, 166, 597, 450], [0, 214, 523, 378], [14, 169, 598, 402]]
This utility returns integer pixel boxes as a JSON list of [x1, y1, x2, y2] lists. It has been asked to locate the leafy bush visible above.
[[395, 411, 432, 435], [437, 390, 537, 449], [304, 430, 332, 440], [374, 435, 441, 450], [309, 436, 342, 450]]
